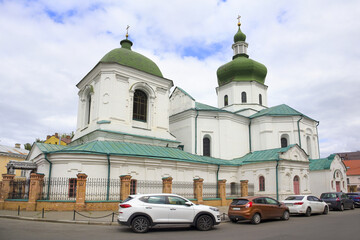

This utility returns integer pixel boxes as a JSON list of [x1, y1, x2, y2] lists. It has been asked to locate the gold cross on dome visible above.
[[126, 25, 130, 38], [237, 15, 241, 26]]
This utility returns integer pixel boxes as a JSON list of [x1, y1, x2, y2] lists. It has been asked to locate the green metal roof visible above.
[[195, 102, 229, 112], [100, 39, 163, 78], [231, 144, 296, 165], [35, 141, 233, 166], [309, 154, 336, 171], [35, 143, 67, 152], [250, 104, 314, 120]]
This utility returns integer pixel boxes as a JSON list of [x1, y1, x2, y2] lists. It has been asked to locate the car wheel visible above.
[[323, 206, 329, 215], [230, 218, 238, 223], [196, 215, 214, 231], [351, 203, 355, 210], [131, 216, 150, 233], [305, 207, 311, 217], [339, 204, 344, 211], [251, 213, 261, 225], [281, 210, 290, 220]]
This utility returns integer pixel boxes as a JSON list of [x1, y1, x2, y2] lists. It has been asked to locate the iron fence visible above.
[[226, 182, 240, 197], [86, 178, 120, 201], [172, 181, 195, 199], [248, 183, 255, 196], [203, 182, 219, 198], [41, 177, 77, 201], [8, 178, 30, 199], [136, 180, 163, 194]]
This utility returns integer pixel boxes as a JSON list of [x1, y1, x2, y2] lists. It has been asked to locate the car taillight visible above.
[[354, 197, 360, 199], [336, 198, 340, 202], [245, 201, 253, 208], [120, 204, 132, 208], [294, 202, 304, 205]]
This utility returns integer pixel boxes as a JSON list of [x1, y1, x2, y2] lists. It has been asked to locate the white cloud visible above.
[[0, 0, 359, 157]]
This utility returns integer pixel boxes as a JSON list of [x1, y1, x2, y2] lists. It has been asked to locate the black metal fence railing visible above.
[[136, 180, 162, 194], [85, 178, 120, 201], [226, 182, 241, 197], [203, 182, 219, 198], [172, 181, 195, 199], [41, 177, 77, 201], [9, 179, 30, 199], [248, 183, 255, 196]]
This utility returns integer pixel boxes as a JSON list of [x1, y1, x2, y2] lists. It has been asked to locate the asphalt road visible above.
[[0, 209, 359, 240]]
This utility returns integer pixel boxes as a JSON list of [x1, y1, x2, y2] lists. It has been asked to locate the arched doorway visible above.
[[293, 176, 300, 194]]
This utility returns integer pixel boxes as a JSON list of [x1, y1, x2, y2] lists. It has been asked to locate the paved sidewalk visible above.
[[0, 206, 229, 225]]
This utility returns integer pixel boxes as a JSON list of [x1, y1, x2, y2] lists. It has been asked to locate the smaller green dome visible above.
[[100, 39, 163, 78], [234, 26, 246, 42], [217, 55, 267, 86]]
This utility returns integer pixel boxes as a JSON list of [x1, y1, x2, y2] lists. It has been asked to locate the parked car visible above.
[[346, 192, 360, 207], [117, 193, 221, 233], [320, 192, 355, 211], [283, 195, 329, 216], [228, 196, 290, 224]]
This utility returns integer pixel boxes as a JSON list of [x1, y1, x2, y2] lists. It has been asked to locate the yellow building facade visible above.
[[0, 144, 28, 180]]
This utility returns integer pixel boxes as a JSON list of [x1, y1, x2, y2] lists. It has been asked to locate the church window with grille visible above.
[[259, 94, 262, 105], [241, 92, 247, 103], [259, 176, 265, 191], [203, 137, 211, 157], [133, 90, 147, 122], [224, 95, 228, 106]]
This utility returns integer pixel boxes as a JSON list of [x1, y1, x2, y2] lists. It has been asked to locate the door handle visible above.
[[170, 208, 176, 210], [145, 207, 152, 209]]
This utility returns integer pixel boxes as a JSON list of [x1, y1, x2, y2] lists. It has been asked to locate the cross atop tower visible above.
[[126, 25, 130, 38], [237, 15, 241, 26]]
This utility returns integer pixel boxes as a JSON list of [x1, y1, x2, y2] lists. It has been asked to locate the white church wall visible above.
[[309, 170, 331, 197], [169, 88, 195, 116], [169, 111, 195, 153]]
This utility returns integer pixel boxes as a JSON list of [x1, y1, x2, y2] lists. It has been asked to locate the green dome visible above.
[[100, 39, 163, 78], [234, 26, 246, 42], [217, 54, 267, 86]]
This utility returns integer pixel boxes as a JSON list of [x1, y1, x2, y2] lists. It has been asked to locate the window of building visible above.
[[68, 178, 77, 198], [293, 176, 300, 195], [85, 92, 91, 125], [241, 92, 247, 103], [306, 136, 312, 158], [230, 182, 238, 195], [130, 179, 137, 195], [281, 134, 289, 148], [203, 137, 211, 157], [259, 94, 262, 105], [133, 90, 148, 122], [259, 176, 265, 191], [224, 95, 228, 106]]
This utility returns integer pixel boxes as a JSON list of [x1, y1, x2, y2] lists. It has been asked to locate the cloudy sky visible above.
[[0, 0, 359, 157]]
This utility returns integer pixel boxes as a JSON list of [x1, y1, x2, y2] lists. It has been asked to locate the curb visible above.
[[0, 215, 119, 226]]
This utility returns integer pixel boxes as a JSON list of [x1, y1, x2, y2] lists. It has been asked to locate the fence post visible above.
[[218, 179, 227, 206], [27, 173, 45, 211], [240, 180, 249, 197], [75, 173, 88, 211], [0, 174, 15, 209], [120, 175, 132, 201], [193, 178, 204, 204], [162, 177, 173, 193]]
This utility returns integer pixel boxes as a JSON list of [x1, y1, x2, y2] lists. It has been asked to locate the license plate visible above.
[[232, 207, 241, 210], [285, 203, 293, 206]]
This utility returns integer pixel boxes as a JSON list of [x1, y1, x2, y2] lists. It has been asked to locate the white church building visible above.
[[27, 20, 347, 200]]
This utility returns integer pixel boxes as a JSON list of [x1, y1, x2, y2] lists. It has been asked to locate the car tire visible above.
[[131, 216, 150, 233], [305, 207, 311, 217], [251, 213, 261, 225], [196, 215, 214, 231], [351, 203, 355, 210], [339, 204, 344, 211], [281, 210, 290, 220], [323, 206, 329, 215]]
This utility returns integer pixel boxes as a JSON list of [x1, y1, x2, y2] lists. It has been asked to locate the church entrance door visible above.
[[336, 181, 340, 192], [293, 176, 300, 195]]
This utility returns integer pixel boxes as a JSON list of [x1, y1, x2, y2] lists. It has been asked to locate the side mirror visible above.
[[185, 202, 193, 207]]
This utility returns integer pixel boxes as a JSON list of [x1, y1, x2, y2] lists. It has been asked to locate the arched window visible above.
[[259, 94, 262, 105], [281, 138, 288, 148], [241, 92, 247, 103], [224, 95, 228, 106], [133, 90, 147, 121], [85, 92, 91, 125], [306, 136, 312, 158], [203, 137, 211, 157], [293, 176, 300, 194], [259, 176, 265, 191]]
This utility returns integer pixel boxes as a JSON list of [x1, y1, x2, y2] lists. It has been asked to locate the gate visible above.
[[9, 178, 30, 199]]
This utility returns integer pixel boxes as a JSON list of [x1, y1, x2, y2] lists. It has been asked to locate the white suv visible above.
[[117, 193, 221, 233]]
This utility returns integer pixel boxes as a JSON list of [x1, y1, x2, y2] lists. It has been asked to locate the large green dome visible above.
[[100, 39, 163, 78]]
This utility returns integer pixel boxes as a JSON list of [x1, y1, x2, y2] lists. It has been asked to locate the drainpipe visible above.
[[248, 119, 252, 153], [276, 160, 279, 200], [216, 165, 220, 197], [297, 116, 303, 148], [44, 153, 52, 200], [195, 109, 199, 154], [316, 121, 320, 158], [106, 154, 111, 201]]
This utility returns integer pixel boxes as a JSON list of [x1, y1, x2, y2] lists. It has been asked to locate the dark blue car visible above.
[[320, 192, 355, 211], [346, 192, 360, 207]]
